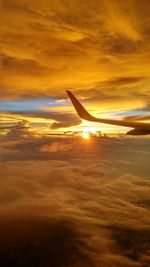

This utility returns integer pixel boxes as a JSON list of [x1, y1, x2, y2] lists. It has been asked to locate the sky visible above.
[[1, 0, 150, 134], [0, 1, 150, 267]]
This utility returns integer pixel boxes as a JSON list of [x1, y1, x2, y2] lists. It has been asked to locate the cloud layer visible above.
[[0, 125, 150, 266]]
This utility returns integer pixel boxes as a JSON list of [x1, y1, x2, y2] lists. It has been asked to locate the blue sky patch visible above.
[[0, 98, 68, 112]]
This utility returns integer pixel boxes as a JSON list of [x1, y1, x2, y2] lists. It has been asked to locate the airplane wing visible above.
[[66, 90, 150, 135]]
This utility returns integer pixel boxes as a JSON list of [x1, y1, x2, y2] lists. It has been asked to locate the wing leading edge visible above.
[[66, 90, 150, 135]]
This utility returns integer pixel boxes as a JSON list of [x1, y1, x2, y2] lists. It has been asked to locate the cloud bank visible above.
[[0, 126, 150, 266]]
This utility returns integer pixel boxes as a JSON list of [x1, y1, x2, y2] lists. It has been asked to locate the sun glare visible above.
[[82, 132, 90, 140], [84, 127, 97, 134]]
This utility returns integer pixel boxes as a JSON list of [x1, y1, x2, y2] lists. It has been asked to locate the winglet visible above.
[[66, 90, 93, 121], [66, 91, 150, 132]]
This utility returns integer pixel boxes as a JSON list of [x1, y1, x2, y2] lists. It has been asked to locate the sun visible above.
[[82, 132, 90, 140], [84, 127, 97, 134]]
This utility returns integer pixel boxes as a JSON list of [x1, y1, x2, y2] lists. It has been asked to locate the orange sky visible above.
[[1, 0, 150, 134]]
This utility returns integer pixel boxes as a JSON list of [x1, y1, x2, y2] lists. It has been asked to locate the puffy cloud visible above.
[[0, 125, 150, 266], [0, 156, 150, 266], [0, 111, 82, 137], [5, 120, 31, 138]]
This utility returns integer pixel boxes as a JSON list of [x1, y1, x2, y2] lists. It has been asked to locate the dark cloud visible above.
[[0, 219, 93, 267], [108, 76, 145, 86], [123, 114, 150, 121], [5, 120, 31, 139], [110, 225, 150, 262], [102, 35, 142, 55], [1, 54, 48, 76], [0, 112, 82, 130], [51, 120, 81, 129]]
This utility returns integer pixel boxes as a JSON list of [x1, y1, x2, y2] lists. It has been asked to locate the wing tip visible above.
[[66, 89, 71, 96], [66, 89, 94, 121]]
